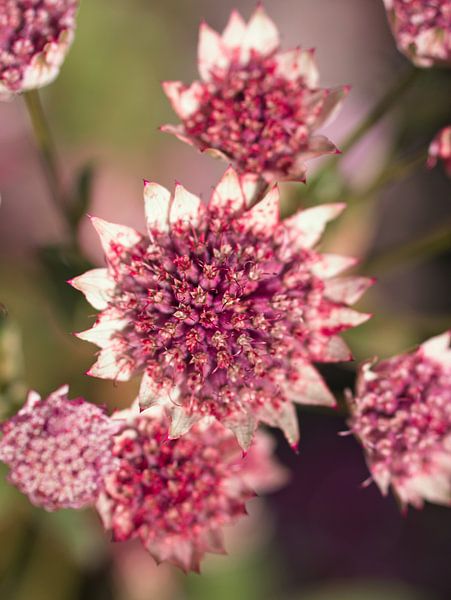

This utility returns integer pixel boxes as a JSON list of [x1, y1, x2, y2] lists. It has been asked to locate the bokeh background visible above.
[[0, 1, 450, 599]]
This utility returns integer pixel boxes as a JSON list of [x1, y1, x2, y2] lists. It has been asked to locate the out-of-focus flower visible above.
[[348, 332, 451, 509], [0, 0, 78, 99], [427, 125, 451, 176], [382, 0, 451, 67], [96, 404, 287, 572], [0, 385, 120, 511], [71, 167, 372, 449], [161, 5, 348, 184]]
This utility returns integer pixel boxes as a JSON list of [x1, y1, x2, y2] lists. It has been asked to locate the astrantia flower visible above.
[[382, 0, 451, 67], [0, 385, 120, 511], [348, 332, 451, 508], [427, 125, 451, 176], [71, 167, 372, 449], [0, 0, 78, 99], [161, 6, 348, 183], [96, 404, 287, 572]]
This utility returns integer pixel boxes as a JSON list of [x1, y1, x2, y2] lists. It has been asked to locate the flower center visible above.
[[184, 56, 312, 176]]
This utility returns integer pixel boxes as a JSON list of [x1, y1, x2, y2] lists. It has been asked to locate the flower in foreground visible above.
[[348, 331, 451, 509], [161, 5, 348, 183], [0, 385, 119, 510], [427, 125, 451, 176], [382, 0, 451, 67], [0, 0, 78, 99], [97, 404, 287, 572], [71, 167, 372, 449]]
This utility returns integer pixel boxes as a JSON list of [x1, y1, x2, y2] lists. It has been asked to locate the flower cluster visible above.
[[0, 385, 119, 510], [71, 167, 371, 450], [382, 0, 451, 67], [348, 332, 451, 508], [97, 405, 287, 572], [0, 0, 78, 99], [162, 5, 348, 183], [428, 125, 451, 177]]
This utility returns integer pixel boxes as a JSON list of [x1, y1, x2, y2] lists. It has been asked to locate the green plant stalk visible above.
[[307, 65, 421, 196], [23, 89, 69, 226]]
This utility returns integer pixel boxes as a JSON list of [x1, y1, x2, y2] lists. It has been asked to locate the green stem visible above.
[[307, 66, 420, 195], [361, 220, 451, 275], [23, 90, 68, 226]]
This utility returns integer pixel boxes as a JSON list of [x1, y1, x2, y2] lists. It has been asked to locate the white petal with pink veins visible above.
[[87, 347, 134, 381], [76, 309, 127, 349], [274, 402, 299, 447], [311, 335, 353, 362], [210, 166, 245, 212], [170, 184, 201, 226], [240, 173, 260, 206], [168, 406, 199, 438], [198, 22, 230, 81], [162, 81, 202, 119], [69, 268, 115, 310], [287, 360, 336, 406], [242, 186, 279, 233], [144, 181, 171, 234], [138, 372, 179, 410], [91, 217, 142, 259], [311, 254, 358, 278], [297, 135, 337, 162], [226, 411, 257, 451], [316, 307, 371, 330], [274, 48, 319, 87], [240, 6, 280, 62], [159, 124, 196, 147], [285, 203, 345, 249], [421, 331, 451, 368], [312, 85, 350, 129], [324, 276, 375, 305], [222, 10, 246, 49]]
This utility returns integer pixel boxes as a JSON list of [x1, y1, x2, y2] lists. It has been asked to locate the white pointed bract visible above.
[[71, 167, 371, 449]]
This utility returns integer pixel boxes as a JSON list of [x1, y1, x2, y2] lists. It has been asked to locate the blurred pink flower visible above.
[[161, 5, 348, 183], [382, 0, 451, 67], [348, 332, 451, 509], [0, 0, 78, 99], [96, 404, 286, 573], [0, 385, 120, 510], [427, 125, 451, 176], [71, 167, 372, 449]]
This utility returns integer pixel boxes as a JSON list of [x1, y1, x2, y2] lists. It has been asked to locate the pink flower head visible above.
[[0, 0, 78, 99], [96, 404, 287, 572], [382, 0, 451, 67], [0, 385, 120, 511], [427, 125, 451, 176], [348, 332, 451, 509], [161, 5, 348, 183], [71, 167, 372, 449]]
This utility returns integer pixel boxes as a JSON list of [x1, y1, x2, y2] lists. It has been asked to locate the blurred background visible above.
[[0, 0, 450, 598]]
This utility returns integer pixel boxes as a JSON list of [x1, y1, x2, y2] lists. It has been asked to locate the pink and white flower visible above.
[[0, 385, 120, 511], [0, 0, 78, 99], [96, 404, 287, 572], [382, 0, 451, 67], [71, 167, 372, 449], [348, 332, 451, 509], [427, 125, 451, 176], [161, 5, 348, 183]]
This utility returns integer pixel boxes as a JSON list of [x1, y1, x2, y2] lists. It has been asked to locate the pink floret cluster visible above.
[[349, 332, 451, 508], [0, 0, 78, 96], [97, 405, 287, 572], [0, 385, 120, 511], [162, 6, 348, 182], [383, 0, 451, 67], [71, 167, 372, 450]]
